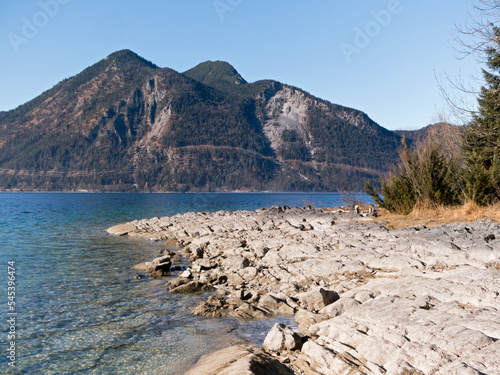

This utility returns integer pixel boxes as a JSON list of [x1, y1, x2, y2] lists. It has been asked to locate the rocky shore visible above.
[[107, 205, 500, 375]]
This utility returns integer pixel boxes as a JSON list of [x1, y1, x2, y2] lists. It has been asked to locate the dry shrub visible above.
[[341, 192, 365, 209], [365, 138, 464, 215]]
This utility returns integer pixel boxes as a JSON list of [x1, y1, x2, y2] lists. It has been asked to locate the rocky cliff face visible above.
[[0, 49, 402, 191], [262, 86, 319, 161]]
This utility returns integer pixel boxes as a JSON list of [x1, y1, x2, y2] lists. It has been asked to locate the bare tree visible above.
[[437, 0, 500, 122], [453, 0, 500, 60]]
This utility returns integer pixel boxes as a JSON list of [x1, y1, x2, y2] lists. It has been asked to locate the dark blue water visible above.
[[0, 192, 369, 374]]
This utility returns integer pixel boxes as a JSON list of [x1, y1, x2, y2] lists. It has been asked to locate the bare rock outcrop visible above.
[[108, 206, 500, 375], [264, 323, 303, 352], [184, 344, 294, 375], [297, 287, 339, 312]]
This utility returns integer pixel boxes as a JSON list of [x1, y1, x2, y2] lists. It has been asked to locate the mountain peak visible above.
[[105, 49, 158, 69], [183, 60, 247, 86]]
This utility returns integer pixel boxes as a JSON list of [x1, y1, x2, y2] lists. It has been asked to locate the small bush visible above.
[[365, 138, 464, 214]]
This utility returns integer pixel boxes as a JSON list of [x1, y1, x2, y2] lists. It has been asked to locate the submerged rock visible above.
[[231, 302, 271, 320], [193, 295, 229, 318], [106, 222, 136, 236], [170, 281, 213, 294], [165, 276, 190, 290]]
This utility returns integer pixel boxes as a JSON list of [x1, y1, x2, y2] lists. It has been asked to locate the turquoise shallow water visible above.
[[0, 192, 369, 374]]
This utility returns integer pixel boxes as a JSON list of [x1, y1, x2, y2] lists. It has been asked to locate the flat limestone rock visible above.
[[319, 296, 361, 318], [184, 344, 294, 375], [109, 207, 500, 375], [106, 222, 136, 236]]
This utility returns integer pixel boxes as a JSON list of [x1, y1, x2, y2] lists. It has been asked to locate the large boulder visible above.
[[132, 255, 171, 274], [258, 294, 295, 315], [297, 287, 339, 312], [192, 258, 213, 272], [263, 323, 303, 352], [145, 256, 172, 277]]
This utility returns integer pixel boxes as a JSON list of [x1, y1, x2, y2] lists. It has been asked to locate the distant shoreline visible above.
[[0, 190, 369, 195]]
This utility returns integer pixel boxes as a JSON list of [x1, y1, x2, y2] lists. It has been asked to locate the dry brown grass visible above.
[[374, 201, 500, 229]]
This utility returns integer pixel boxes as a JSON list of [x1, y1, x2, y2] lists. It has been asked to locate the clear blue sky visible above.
[[0, 0, 480, 130]]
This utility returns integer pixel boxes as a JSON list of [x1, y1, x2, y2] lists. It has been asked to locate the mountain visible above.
[[0, 49, 403, 192], [395, 122, 463, 147], [183, 60, 247, 87]]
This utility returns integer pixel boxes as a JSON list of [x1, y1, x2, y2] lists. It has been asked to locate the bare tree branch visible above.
[[438, 0, 500, 123]]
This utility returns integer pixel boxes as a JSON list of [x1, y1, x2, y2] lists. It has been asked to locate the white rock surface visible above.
[[108, 207, 500, 375], [263, 323, 303, 352]]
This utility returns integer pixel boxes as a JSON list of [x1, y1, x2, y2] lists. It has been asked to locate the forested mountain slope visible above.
[[0, 49, 405, 191]]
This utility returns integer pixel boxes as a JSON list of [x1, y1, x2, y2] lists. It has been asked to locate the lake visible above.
[[0, 192, 369, 374]]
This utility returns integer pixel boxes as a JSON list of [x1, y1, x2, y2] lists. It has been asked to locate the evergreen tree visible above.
[[463, 26, 500, 205]]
